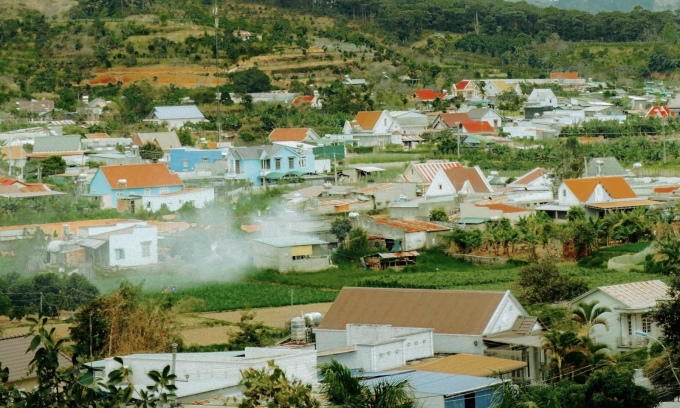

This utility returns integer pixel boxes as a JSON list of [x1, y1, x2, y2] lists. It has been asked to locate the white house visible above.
[[424, 166, 494, 198], [316, 287, 545, 383], [558, 176, 637, 206], [142, 188, 215, 212], [465, 107, 503, 128], [484, 80, 522, 98], [81, 222, 158, 268], [508, 168, 551, 189], [570, 280, 669, 353], [389, 111, 428, 136], [526, 89, 558, 107], [145, 105, 207, 130], [342, 110, 403, 147], [451, 80, 480, 99]]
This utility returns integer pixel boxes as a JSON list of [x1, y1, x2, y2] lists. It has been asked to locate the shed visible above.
[[361, 251, 419, 270], [252, 235, 330, 272]]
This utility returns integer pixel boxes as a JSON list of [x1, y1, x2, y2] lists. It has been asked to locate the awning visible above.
[[264, 172, 284, 180], [286, 170, 305, 177]]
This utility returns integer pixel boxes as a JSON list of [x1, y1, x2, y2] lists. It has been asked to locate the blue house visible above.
[[89, 163, 183, 211], [225, 145, 315, 186], [167, 148, 226, 172]]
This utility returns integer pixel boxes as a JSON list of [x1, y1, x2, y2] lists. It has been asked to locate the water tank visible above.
[[291, 317, 306, 342], [304, 312, 323, 327]]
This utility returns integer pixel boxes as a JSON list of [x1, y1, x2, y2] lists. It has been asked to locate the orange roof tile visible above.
[[268, 128, 311, 142], [563, 176, 636, 202], [413, 89, 447, 101], [454, 80, 472, 90], [509, 168, 548, 187], [437, 113, 472, 128], [462, 121, 495, 133], [646, 106, 675, 119], [373, 217, 450, 233], [293, 95, 315, 105], [654, 186, 680, 194], [99, 163, 182, 190], [550, 72, 579, 79], [0, 219, 137, 239], [354, 111, 384, 130]]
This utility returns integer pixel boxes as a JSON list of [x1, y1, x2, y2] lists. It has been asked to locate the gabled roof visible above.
[[98, 163, 182, 190], [436, 113, 472, 128], [454, 80, 475, 90], [466, 108, 498, 120], [488, 80, 516, 92], [149, 105, 205, 120], [353, 111, 385, 131], [563, 176, 636, 202], [229, 145, 291, 160], [32, 135, 81, 153], [318, 287, 508, 335], [413, 89, 447, 101], [584, 157, 628, 177], [573, 280, 669, 310], [461, 121, 495, 133], [645, 106, 675, 119], [442, 167, 493, 194], [0, 335, 71, 383], [403, 161, 462, 183], [135, 131, 182, 151], [373, 217, 451, 233], [268, 128, 315, 142], [509, 168, 549, 187], [293, 95, 315, 105]]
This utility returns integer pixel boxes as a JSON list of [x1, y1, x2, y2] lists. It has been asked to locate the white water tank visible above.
[[291, 317, 306, 342], [304, 312, 323, 327]]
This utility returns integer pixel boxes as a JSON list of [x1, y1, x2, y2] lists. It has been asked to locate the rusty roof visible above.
[[1, 145, 27, 160], [0, 218, 138, 239], [476, 203, 528, 214], [403, 162, 462, 183], [0, 335, 71, 383], [99, 163, 182, 190], [268, 128, 312, 142], [563, 176, 636, 202], [353, 111, 384, 131], [373, 218, 451, 233], [442, 167, 493, 194], [401, 353, 526, 377], [318, 287, 507, 335], [509, 168, 548, 187], [550, 72, 579, 79], [354, 183, 395, 194]]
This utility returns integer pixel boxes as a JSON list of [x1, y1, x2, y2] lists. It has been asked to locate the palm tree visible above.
[[542, 329, 580, 382], [318, 359, 364, 406], [360, 379, 414, 408], [571, 300, 612, 337]]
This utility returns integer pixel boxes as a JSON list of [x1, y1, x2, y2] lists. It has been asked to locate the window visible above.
[[438, 184, 442, 190], [141, 241, 151, 258], [261, 159, 271, 170], [144, 188, 151, 196], [292, 255, 306, 261], [642, 315, 653, 334], [275, 157, 281, 170], [114, 249, 125, 260], [627, 314, 633, 335], [116, 192, 124, 198], [561, 189, 566, 197], [182, 158, 188, 168], [288, 157, 295, 168], [201, 157, 208, 164], [160, 187, 169, 194], [298, 157, 307, 168]]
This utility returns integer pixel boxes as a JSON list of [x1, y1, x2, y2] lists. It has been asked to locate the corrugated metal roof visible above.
[[585, 199, 662, 210], [150, 105, 204, 120], [406, 162, 462, 183], [32, 135, 81, 153], [354, 183, 395, 194], [509, 168, 548, 187], [374, 251, 419, 259], [401, 354, 526, 377], [598, 280, 669, 309], [361, 370, 503, 397], [0, 335, 71, 383], [253, 235, 328, 248], [135, 131, 181, 151], [373, 218, 451, 233], [318, 287, 508, 335]]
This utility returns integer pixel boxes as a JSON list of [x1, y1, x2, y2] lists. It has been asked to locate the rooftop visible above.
[[401, 353, 526, 377], [253, 235, 328, 247]]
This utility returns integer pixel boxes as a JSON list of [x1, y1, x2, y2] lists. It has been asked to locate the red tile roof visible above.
[[318, 287, 508, 335], [373, 217, 451, 233], [268, 128, 312, 142], [293, 95, 315, 105], [646, 106, 675, 119], [437, 113, 472, 128], [442, 167, 493, 194], [654, 186, 680, 194], [563, 176, 636, 202], [454, 80, 472, 90], [353, 111, 384, 130], [413, 89, 447, 101], [99, 163, 182, 190], [550, 72, 579, 79], [461, 121, 495, 133]]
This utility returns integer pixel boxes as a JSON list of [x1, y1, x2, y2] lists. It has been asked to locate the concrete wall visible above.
[[252, 241, 330, 272], [108, 225, 158, 267], [314, 329, 347, 352], [433, 334, 485, 355], [142, 188, 215, 212], [346, 325, 433, 362]]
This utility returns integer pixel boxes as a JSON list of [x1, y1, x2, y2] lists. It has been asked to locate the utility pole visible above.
[[333, 153, 338, 185], [213, 3, 221, 142]]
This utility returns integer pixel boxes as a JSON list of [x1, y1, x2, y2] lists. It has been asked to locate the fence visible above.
[[607, 242, 657, 272]]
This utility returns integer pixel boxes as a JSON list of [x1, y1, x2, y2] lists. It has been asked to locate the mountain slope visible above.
[[506, 0, 680, 13]]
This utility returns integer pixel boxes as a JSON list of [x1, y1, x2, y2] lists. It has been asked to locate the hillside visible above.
[[506, 0, 680, 12]]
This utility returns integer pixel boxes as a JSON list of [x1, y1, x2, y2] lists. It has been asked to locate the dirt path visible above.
[[0, 302, 334, 347]]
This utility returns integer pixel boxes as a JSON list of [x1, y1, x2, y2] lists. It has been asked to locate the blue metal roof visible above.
[[361, 370, 503, 397]]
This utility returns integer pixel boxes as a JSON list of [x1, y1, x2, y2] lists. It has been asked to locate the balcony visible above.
[[225, 169, 246, 179], [617, 336, 649, 349]]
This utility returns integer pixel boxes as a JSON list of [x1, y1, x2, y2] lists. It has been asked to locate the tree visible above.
[[542, 329, 580, 382], [515, 260, 588, 304], [429, 207, 448, 222], [318, 359, 365, 406], [653, 274, 680, 350], [231, 68, 272, 94], [583, 367, 658, 408], [330, 217, 352, 245], [139, 141, 163, 161], [121, 81, 154, 123], [177, 127, 195, 147], [571, 300, 612, 336], [226, 310, 286, 350], [236, 360, 320, 408]]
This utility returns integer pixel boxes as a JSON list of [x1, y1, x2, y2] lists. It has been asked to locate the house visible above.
[[342, 75, 367, 86], [400, 161, 463, 194], [570, 280, 669, 353], [465, 107, 503, 128], [16, 99, 54, 117], [484, 80, 522, 98], [292, 91, 322, 109], [86, 152, 143, 166], [667, 94, 680, 115], [411, 89, 448, 107], [645, 106, 675, 119], [389, 111, 428, 137], [167, 148, 226, 173], [508, 168, 551, 189], [316, 287, 545, 382], [0, 177, 65, 199], [451, 80, 480, 99], [251, 235, 330, 272], [342, 110, 403, 148], [424, 166, 494, 198], [268, 128, 320, 143], [88, 163, 183, 210], [431, 112, 472, 130], [1, 145, 28, 178], [101, 347, 317, 404], [352, 182, 418, 209], [225, 145, 315, 187], [361, 370, 505, 408], [357, 215, 451, 251], [141, 188, 215, 212], [460, 121, 496, 135], [81, 137, 132, 152], [583, 157, 629, 177], [47, 221, 159, 268], [526, 89, 558, 108], [145, 105, 207, 129], [229, 91, 296, 104], [133, 131, 182, 152], [404, 353, 527, 381], [78, 97, 109, 121], [30, 135, 83, 162], [0, 335, 71, 388]]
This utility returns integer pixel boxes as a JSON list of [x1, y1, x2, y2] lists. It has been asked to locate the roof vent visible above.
[[118, 179, 127, 187]]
